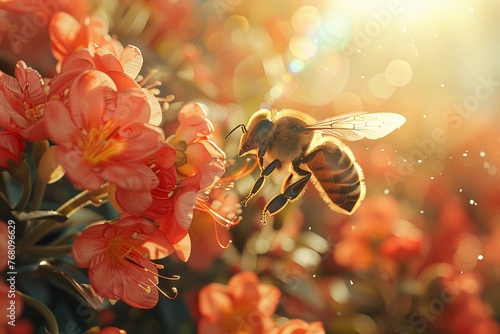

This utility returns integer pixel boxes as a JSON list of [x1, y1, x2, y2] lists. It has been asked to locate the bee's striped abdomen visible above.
[[304, 140, 365, 215]]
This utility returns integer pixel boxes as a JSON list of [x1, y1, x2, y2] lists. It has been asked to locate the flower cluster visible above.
[[198, 272, 325, 334], [0, 6, 325, 333], [0, 7, 228, 318]]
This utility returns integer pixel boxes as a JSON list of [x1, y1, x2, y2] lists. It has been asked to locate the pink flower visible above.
[[111, 154, 224, 261], [72, 217, 176, 309], [333, 195, 423, 271], [97, 327, 127, 334], [0, 0, 38, 13], [110, 143, 177, 218], [157, 157, 225, 244], [59, 44, 162, 125], [275, 320, 325, 334], [44, 69, 165, 191], [0, 130, 25, 170], [0, 0, 90, 15], [198, 271, 281, 334], [0, 60, 50, 141], [49, 11, 123, 70], [167, 102, 225, 177], [187, 187, 241, 271], [429, 270, 500, 334], [62, 44, 144, 81], [0, 60, 81, 142], [82, 326, 127, 334]]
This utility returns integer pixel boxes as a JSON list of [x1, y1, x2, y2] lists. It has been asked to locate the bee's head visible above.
[[238, 109, 273, 156], [225, 110, 273, 157]]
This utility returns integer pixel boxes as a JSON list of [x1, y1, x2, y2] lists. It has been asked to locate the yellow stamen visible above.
[[82, 126, 123, 164], [217, 158, 258, 188], [122, 253, 181, 300], [23, 102, 45, 125], [194, 199, 239, 249]]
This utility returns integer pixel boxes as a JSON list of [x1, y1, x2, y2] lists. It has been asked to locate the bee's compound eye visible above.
[[252, 118, 273, 138], [239, 118, 273, 156]]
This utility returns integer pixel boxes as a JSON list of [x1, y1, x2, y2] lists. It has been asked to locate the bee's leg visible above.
[[242, 159, 280, 207], [261, 166, 311, 223]]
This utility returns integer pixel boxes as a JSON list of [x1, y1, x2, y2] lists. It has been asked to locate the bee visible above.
[[225, 109, 406, 223]]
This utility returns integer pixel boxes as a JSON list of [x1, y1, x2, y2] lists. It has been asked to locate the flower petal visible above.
[[198, 283, 232, 320], [173, 234, 191, 262], [72, 223, 110, 267], [114, 188, 152, 217], [143, 88, 162, 126], [141, 229, 176, 260], [174, 190, 197, 231], [176, 102, 214, 143], [37, 145, 65, 184], [67, 70, 117, 130], [182, 156, 225, 190], [44, 99, 81, 148], [115, 89, 152, 125], [49, 12, 82, 62], [89, 257, 159, 309], [0, 72, 29, 131], [119, 45, 143, 79], [103, 162, 159, 191], [14, 61, 45, 105]]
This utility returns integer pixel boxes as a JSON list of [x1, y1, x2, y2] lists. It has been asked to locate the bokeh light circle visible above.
[[369, 72, 395, 99], [289, 35, 318, 60], [385, 59, 413, 87], [333, 91, 363, 113], [291, 6, 321, 34], [283, 49, 350, 106]]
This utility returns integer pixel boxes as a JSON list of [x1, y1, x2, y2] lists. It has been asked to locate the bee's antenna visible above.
[[224, 124, 247, 140]]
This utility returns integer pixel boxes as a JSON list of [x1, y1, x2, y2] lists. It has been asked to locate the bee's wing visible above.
[[304, 112, 406, 141]]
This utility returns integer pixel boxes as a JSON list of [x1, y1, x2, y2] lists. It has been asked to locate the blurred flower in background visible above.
[[0, 0, 500, 333]]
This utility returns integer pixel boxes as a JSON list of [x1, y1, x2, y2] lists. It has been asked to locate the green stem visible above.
[[31, 180, 46, 211], [0, 172, 6, 195], [19, 184, 109, 248], [57, 183, 109, 217], [18, 291, 59, 334], [30, 140, 49, 211], [9, 160, 31, 211]]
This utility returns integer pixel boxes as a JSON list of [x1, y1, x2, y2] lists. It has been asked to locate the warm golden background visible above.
[[119, 1, 500, 332], [2, 0, 499, 333]]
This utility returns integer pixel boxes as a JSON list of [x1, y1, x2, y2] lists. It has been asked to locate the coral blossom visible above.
[[84, 326, 127, 334], [334, 195, 423, 271], [0, 59, 93, 142], [0, 61, 50, 141], [187, 187, 241, 271], [49, 11, 123, 69], [72, 217, 177, 309], [157, 157, 225, 244], [0, 130, 25, 170], [198, 271, 281, 334], [167, 102, 225, 177], [0, 0, 38, 12], [110, 143, 177, 217], [429, 269, 500, 334], [44, 69, 165, 191], [61, 44, 144, 82], [275, 319, 325, 334], [59, 43, 163, 126]]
